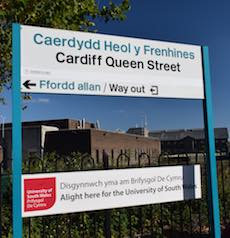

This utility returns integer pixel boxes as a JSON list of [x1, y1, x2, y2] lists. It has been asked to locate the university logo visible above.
[[24, 177, 56, 212]]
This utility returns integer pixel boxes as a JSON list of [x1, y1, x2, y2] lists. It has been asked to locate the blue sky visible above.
[[1, 0, 230, 133]]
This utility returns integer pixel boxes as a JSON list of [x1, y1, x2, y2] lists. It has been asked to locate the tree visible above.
[[0, 0, 130, 103]]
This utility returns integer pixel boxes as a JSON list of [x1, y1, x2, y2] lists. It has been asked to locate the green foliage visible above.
[[0, 0, 130, 100], [0, 0, 130, 30]]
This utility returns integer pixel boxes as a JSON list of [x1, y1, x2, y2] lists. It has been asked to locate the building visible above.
[[45, 129, 160, 165], [149, 128, 229, 155], [0, 119, 94, 158], [0, 124, 58, 163], [0, 119, 160, 167], [0, 119, 89, 163]]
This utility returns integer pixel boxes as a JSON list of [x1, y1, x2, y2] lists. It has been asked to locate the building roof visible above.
[[149, 128, 229, 141], [4, 118, 95, 130], [127, 127, 149, 137]]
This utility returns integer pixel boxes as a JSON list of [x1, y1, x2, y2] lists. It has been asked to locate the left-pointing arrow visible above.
[[23, 80, 36, 89]]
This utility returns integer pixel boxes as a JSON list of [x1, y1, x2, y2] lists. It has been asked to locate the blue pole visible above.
[[12, 23, 22, 238], [202, 46, 221, 238]]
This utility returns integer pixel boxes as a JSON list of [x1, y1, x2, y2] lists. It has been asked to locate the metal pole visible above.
[[202, 46, 221, 238], [2, 117, 4, 139], [0, 116, 5, 139], [12, 23, 23, 238], [103, 151, 111, 238], [0, 117, 3, 238]]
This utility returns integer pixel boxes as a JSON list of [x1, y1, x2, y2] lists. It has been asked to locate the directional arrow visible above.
[[23, 80, 36, 89]]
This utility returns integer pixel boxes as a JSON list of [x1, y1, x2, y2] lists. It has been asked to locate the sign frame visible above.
[[12, 23, 221, 238]]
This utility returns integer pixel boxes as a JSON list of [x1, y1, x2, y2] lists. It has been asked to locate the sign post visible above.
[[12, 24, 220, 237], [202, 46, 221, 237], [12, 23, 22, 238]]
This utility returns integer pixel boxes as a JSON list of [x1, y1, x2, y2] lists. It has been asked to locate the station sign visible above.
[[20, 25, 204, 99], [22, 165, 201, 217], [13, 23, 221, 237]]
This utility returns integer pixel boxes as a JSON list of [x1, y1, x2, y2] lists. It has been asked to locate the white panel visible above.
[[20, 25, 204, 99], [22, 165, 201, 217]]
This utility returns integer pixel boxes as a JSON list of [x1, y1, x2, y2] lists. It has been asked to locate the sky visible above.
[[1, 0, 230, 133]]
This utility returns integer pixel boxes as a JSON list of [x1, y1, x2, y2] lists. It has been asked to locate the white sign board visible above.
[[22, 165, 201, 217], [20, 25, 204, 99]]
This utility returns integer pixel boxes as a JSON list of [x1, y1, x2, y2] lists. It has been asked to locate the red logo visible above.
[[24, 177, 56, 212]]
